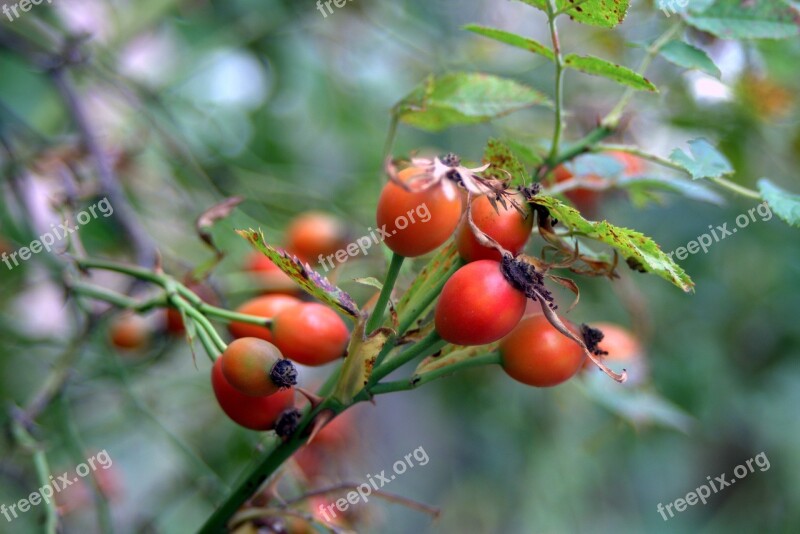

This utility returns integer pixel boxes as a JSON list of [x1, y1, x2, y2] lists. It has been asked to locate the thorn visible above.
[[306, 410, 335, 446], [295, 387, 324, 409]]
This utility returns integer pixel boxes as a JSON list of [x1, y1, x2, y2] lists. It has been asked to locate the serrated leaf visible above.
[[515, 0, 630, 28], [558, 0, 631, 27], [530, 196, 694, 292], [669, 138, 733, 180], [464, 25, 554, 61], [685, 0, 800, 40], [564, 55, 657, 91], [483, 138, 530, 187], [758, 179, 800, 227], [394, 73, 553, 132], [237, 228, 359, 317], [659, 41, 721, 79]]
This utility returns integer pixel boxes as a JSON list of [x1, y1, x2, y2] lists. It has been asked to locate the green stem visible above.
[[11, 418, 59, 534], [546, 0, 565, 162], [76, 257, 163, 284], [370, 352, 502, 395], [548, 126, 615, 170], [369, 330, 447, 386], [602, 23, 683, 129], [396, 259, 462, 336], [198, 399, 334, 534], [193, 318, 223, 360], [710, 177, 762, 200], [594, 144, 762, 200], [383, 113, 399, 159], [365, 253, 405, 334], [69, 281, 166, 312], [198, 302, 273, 328]]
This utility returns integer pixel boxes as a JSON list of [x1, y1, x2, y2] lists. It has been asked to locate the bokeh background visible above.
[[1, 0, 799, 533]]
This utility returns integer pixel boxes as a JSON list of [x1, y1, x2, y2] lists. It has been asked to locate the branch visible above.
[[50, 66, 157, 267]]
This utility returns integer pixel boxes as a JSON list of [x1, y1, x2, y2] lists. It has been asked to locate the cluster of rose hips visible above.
[[210, 212, 352, 432], [377, 156, 633, 387], [108, 154, 643, 436]]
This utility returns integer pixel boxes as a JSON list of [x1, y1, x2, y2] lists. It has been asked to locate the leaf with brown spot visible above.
[[529, 196, 694, 292], [237, 228, 359, 317]]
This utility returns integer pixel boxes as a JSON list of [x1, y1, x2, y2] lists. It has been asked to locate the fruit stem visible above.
[[365, 252, 405, 333], [369, 330, 447, 386], [369, 351, 501, 395], [397, 258, 462, 336], [198, 302, 274, 328], [68, 280, 167, 312]]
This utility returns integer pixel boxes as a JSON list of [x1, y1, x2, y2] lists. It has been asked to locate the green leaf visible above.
[[579, 377, 694, 433], [394, 73, 553, 132], [464, 25, 555, 61], [515, 0, 631, 27], [563, 55, 658, 91], [237, 228, 359, 318], [504, 139, 546, 167], [352, 277, 384, 290], [557, 0, 631, 28], [659, 41, 721, 79], [685, 0, 800, 40], [758, 179, 800, 227], [669, 138, 733, 180], [530, 196, 695, 292], [483, 138, 530, 187]]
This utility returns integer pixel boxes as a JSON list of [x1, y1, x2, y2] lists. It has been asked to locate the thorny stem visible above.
[[546, 0, 565, 162], [51, 67, 156, 267], [602, 23, 684, 129]]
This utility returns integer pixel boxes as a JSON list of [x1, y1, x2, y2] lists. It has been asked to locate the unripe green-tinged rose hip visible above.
[[221, 337, 297, 397]]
